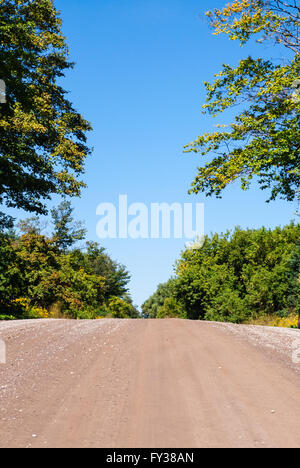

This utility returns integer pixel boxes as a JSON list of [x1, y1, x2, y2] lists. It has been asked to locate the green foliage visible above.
[[207, 0, 300, 54], [204, 288, 249, 323], [145, 223, 300, 325], [186, 0, 300, 202], [0, 314, 15, 320], [285, 242, 300, 315], [0, 0, 92, 226], [0, 209, 135, 319], [108, 296, 139, 319], [142, 279, 177, 318], [157, 297, 186, 319], [83, 242, 131, 301], [51, 200, 86, 251], [0, 231, 22, 311], [17, 217, 43, 235]]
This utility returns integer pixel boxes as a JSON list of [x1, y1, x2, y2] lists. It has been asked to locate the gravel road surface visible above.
[[0, 319, 299, 448]]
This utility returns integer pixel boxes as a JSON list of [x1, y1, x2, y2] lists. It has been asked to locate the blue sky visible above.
[[12, 0, 298, 307]]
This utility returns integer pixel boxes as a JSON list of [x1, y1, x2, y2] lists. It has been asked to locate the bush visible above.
[[108, 296, 139, 319], [204, 289, 249, 324], [157, 297, 186, 319], [0, 227, 134, 320], [145, 223, 300, 326], [0, 315, 16, 321]]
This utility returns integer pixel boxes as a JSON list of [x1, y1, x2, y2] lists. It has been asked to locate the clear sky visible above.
[[18, 0, 299, 307]]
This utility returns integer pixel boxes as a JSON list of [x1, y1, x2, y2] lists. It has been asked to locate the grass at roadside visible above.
[[245, 314, 299, 329]]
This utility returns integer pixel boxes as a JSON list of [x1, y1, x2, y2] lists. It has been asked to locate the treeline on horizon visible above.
[[142, 223, 300, 328], [0, 201, 139, 320]]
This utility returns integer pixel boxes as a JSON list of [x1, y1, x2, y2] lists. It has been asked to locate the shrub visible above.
[[157, 297, 186, 319]]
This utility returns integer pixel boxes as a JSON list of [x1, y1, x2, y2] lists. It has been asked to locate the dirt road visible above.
[[0, 319, 299, 448]]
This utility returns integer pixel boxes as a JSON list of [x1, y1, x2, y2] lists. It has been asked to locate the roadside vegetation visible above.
[[0, 201, 139, 319], [142, 223, 300, 328]]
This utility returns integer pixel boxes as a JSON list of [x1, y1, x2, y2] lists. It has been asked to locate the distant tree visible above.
[[0, 231, 20, 312], [173, 223, 300, 322], [157, 297, 186, 319], [108, 296, 139, 319], [0, 220, 135, 319], [142, 279, 177, 318], [17, 216, 46, 235], [84, 242, 131, 300], [0, 230, 106, 316], [286, 242, 300, 328], [51, 201, 86, 251], [186, 0, 300, 203], [0, 0, 92, 229]]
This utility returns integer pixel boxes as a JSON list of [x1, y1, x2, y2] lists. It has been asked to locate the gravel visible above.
[[210, 321, 300, 373]]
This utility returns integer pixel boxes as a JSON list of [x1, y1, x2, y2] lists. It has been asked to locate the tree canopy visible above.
[[185, 0, 300, 203], [51, 200, 86, 252], [0, 0, 92, 228], [143, 223, 300, 327], [0, 209, 138, 320]]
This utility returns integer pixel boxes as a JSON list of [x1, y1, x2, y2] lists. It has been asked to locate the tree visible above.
[[0, 0, 92, 228], [51, 201, 86, 251], [143, 223, 300, 324], [0, 217, 135, 319], [173, 223, 300, 322], [157, 297, 186, 319], [142, 279, 177, 318], [9, 231, 106, 316], [185, 0, 300, 203], [285, 242, 300, 328], [0, 231, 21, 312], [17, 216, 45, 235], [84, 242, 131, 300], [108, 296, 139, 319]]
